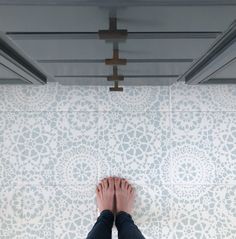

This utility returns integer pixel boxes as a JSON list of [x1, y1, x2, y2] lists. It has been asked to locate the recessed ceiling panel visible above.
[[10, 39, 113, 60], [10, 38, 215, 61], [120, 39, 215, 59], [39, 62, 112, 76], [118, 6, 236, 32], [120, 62, 190, 75], [38, 62, 189, 77], [0, 6, 108, 32], [54, 76, 178, 86]]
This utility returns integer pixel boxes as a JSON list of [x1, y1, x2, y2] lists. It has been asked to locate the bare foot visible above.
[[96, 177, 115, 213], [114, 177, 135, 214]]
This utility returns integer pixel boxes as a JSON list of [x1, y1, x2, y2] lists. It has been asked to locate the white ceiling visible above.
[[0, 1, 236, 85]]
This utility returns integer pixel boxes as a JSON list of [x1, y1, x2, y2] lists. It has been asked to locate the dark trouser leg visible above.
[[115, 211, 145, 239], [86, 210, 114, 239]]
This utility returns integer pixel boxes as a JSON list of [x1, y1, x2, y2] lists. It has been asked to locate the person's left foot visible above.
[[96, 177, 115, 213]]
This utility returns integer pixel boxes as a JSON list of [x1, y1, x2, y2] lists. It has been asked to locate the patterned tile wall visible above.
[[0, 82, 235, 239]]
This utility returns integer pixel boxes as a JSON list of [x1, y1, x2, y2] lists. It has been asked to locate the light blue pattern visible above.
[[0, 82, 235, 238]]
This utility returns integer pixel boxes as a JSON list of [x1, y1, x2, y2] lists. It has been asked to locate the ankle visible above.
[[100, 209, 114, 215]]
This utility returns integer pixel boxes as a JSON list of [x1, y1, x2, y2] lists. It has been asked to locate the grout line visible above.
[[3, 183, 236, 187], [169, 85, 174, 238], [1, 110, 236, 113]]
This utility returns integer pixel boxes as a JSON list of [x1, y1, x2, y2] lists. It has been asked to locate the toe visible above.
[[103, 178, 108, 189], [108, 177, 114, 190], [114, 177, 121, 189], [121, 179, 126, 189], [96, 186, 101, 200], [101, 178, 106, 188], [131, 187, 135, 195], [98, 183, 102, 191], [124, 180, 128, 189]]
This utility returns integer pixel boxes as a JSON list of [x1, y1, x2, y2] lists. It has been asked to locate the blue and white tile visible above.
[[167, 145, 215, 201], [0, 86, 6, 111], [0, 112, 5, 133], [0, 112, 5, 185], [56, 112, 98, 148], [139, 220, 173, 239], [7, 185, 95, 239], [0, 112, 20, 187], [213, 185, 236, 238], [171, 185, 217, 239], [2, 83, 58, 111], [171, 111, 236, 185], [171, 112, 216, 182], [209, 85, 236, 111], [55, 112, 99, 196], [0, 158, 20, 188], [19, 185, 56, 238], [134, 184, 173, 239], [212, 112, 236, 184], [53, 186, 96, 239], [171, 184, 236, 239], [98, 86, 170, 112], [3, 112, 57, 185], [0, 81, 236, 239], [171, 112, 215, 148], [98, 111, 170, 186], [56, 85, 99, 111], [164, 112, 217, 201], [171, 82, 236, 111], [172, 206, 216, 238], [0, 186, 23, 238], [133, 184, 171, 224], [54, 144, 99, 199]]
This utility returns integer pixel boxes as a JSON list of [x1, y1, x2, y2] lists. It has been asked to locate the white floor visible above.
[[0, 82, 235, 238]]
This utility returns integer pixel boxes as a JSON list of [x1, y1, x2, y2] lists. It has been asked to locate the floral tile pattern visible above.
[[53, 186, 97, 239], [20, 185, 55, 238], [0, 186, 23, 238], [1, 83, 58, 112], [3, 112, 57, 186], [55, 145, 99, 199], [57, 85, 98, 111], [171, 185, 236, 239], [0, 82, 236, 238], [98, 112, 170, 187], [171, 112, 236, 185], [99, 86, 170, 112], [171, 82, 236, 111]]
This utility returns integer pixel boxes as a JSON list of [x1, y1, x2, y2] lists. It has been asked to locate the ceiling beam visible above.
[[54, 74, 179, 78], [37, 59, 193, 63], [7, 32, 220, 40], [1, 0, 236, 6]]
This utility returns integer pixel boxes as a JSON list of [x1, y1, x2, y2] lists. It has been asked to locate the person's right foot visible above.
[[114, 177, 135, 214], [96, 177, 115, 213]]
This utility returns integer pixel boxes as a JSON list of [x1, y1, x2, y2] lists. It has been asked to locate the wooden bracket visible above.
[[98, 17, 128, 41], [109, 81, 123, 92], [105, 49, 127, 65], [107, 66, 124, 81], [99, 16, 126, 91]]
